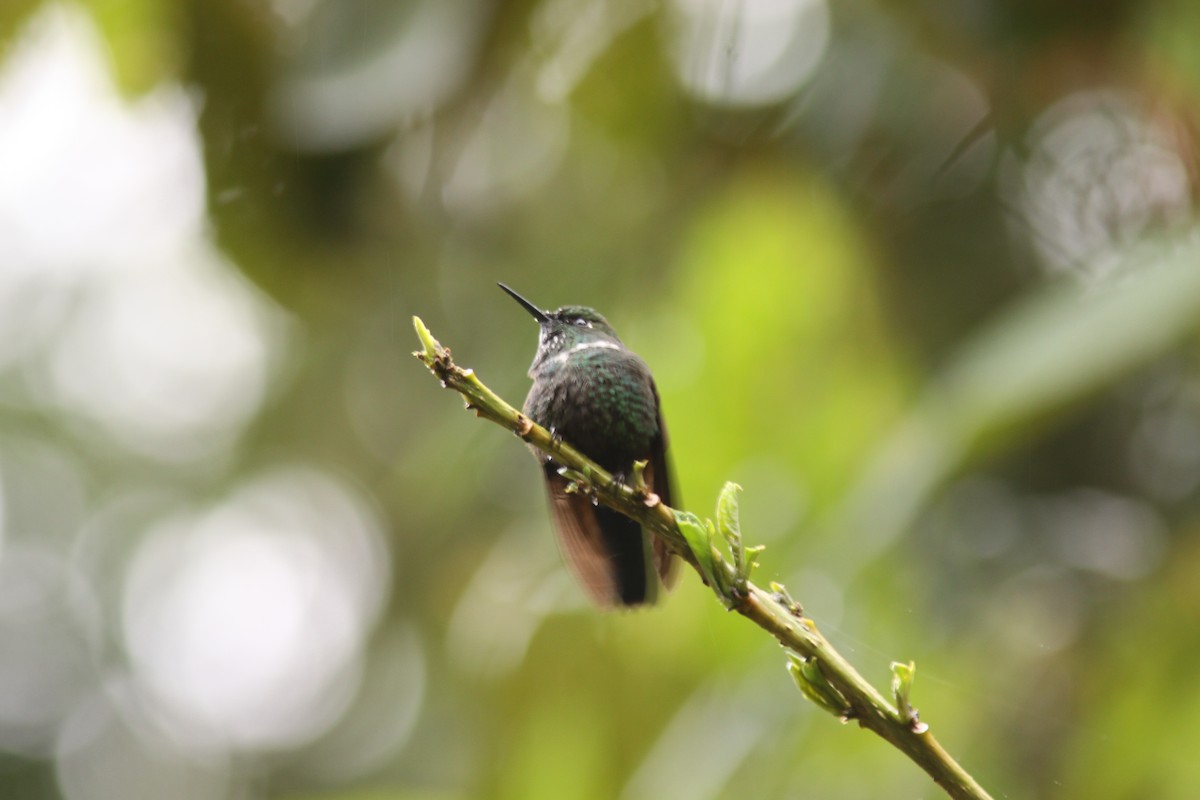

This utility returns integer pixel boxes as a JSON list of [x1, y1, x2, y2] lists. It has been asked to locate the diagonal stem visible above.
[[412, 316, 994, 800]]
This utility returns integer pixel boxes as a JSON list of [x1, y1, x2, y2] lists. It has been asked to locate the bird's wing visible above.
[[543, 463, 654, 607]]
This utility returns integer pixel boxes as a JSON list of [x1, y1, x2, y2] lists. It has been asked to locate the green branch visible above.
[[412, 316, 994, 800]]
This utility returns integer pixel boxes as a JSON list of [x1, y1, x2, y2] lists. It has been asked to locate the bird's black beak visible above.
[[498, 283, 549, 323]]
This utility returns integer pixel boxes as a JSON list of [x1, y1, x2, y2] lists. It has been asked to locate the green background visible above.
[[3, 0, 1200, 797]]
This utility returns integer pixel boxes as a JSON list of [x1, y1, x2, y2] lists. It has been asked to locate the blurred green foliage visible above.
[[3, 1, 1200, 799]]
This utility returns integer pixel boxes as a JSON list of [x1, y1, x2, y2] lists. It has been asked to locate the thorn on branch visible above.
[[516, 414, 534, 437], [770, 582, 805, 618]]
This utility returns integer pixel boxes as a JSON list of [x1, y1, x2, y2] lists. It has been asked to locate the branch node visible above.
[[516, 414, 534, 437], [770, 582, 805, 618]]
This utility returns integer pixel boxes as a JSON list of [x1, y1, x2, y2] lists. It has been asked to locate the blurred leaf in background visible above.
[[2, 0, 1200, 799]]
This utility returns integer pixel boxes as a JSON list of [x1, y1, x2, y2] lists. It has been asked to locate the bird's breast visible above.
[[525, 350, 659, 471]]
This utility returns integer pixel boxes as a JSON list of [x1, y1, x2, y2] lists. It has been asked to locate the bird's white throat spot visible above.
[[548, 340, 621, 365]]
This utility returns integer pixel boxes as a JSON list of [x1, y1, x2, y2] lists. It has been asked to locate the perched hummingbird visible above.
[[499, 283, 678, 608]]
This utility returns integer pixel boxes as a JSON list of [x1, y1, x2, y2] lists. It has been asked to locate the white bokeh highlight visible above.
[[1001, 90, 1194, 281], [121, 467, 391, 751], [668, 0, 830, 107], [0, 3, 286, 461]]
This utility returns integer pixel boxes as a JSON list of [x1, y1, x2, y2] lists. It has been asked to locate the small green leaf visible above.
[[675, 511, 719, 586], [675, 511, 735, 605], [891, 660, 915, 703], [787, 653, 849, 718], [891, 660, 924, 730], [715, 481, 761, 588], [743, 544, 765, 574], [705, 520, 735, 601], [716, 481, 743, 544], [412, 316, 442, 361]]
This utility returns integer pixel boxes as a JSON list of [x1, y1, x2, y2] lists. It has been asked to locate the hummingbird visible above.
[[499, 283, 678, 608]]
